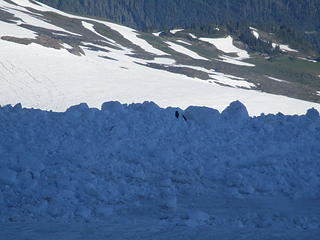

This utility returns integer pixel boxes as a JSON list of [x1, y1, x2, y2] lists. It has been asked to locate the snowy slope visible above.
[[0, 0, 319, 116]]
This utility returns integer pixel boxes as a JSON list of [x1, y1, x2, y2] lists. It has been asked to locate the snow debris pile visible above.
[[0, 101, 320, 224]]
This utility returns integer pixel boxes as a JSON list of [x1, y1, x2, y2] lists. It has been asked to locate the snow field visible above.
[[0, 20, 37, 39], [1, 1, 81, 36], [0, 101, 320, 228], [1, 1, 320, 116], [2, 35, 319, 116]]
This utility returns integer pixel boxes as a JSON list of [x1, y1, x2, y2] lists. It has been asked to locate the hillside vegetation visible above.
[[37, 0, 320, 31]]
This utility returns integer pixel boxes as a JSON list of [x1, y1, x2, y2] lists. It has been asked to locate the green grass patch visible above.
[[248, 56, 320, 89]]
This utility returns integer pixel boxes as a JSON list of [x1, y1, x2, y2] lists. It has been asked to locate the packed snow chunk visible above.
[[184, 106, 220, 126], [129, 101, 161, 113], [0, 167, 17, 186], [186, 210, 210, 227], [75, 206, 92, 220], [94, 206, 113, 218], [101, 101, 126, 113], [66, 103, 89, 117], [305, 108, 320, 120], [221, 100, 249, 121]]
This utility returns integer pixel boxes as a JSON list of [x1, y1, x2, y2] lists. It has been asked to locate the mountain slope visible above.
[[37, 0, 320, 54], [0, 0, 320, 115], [37, 0, 320, 31]]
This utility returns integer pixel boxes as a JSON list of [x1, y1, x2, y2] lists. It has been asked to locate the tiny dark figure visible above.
[[182, 115, 187, 121], [175, 111, 179, 119]]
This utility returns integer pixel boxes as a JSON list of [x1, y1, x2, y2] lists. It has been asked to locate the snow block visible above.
[[184, 106, 220, 126], [0, 167, 17, 186], [305, 108, 319, 120], [129, 101, 160, 113], [13, 103, 22, 110], [65, 103, 89, 118], [101, 101, 124, 113], [222, 100, 249, 121]]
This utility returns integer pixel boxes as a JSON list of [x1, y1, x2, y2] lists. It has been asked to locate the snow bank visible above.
[[0, 101, 320, 223]]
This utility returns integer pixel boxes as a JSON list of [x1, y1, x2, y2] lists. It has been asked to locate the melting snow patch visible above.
[[81, 21, 118, 45], [104, 22, 167, 55], [200, 36, 250, 59], [218, 55, 255, 67], [173, 65, 215, 74], [266, 75, 289, 83], [250, 27, 259, 39], [170, 29, 184, 34], [298, 57, 318, 63], [60, 43, 73, 50], [166, 41, 208, 60], [272, 43, 298, 52], [176, 40, 192, 45], [152, 32, 162, 37], [210, 72, 255, 88], [189, 33, 197, 39], [163, 64, 254, 88]]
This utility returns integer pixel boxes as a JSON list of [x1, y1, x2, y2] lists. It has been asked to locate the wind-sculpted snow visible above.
[[0, 101, 320, 230]]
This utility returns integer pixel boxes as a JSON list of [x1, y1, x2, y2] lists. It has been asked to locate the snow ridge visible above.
[[0, 101, 320, 227]]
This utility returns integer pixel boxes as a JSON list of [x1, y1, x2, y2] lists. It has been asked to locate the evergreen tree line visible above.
[[38, 0, 320, 31], [37, 0, 320, 53]]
